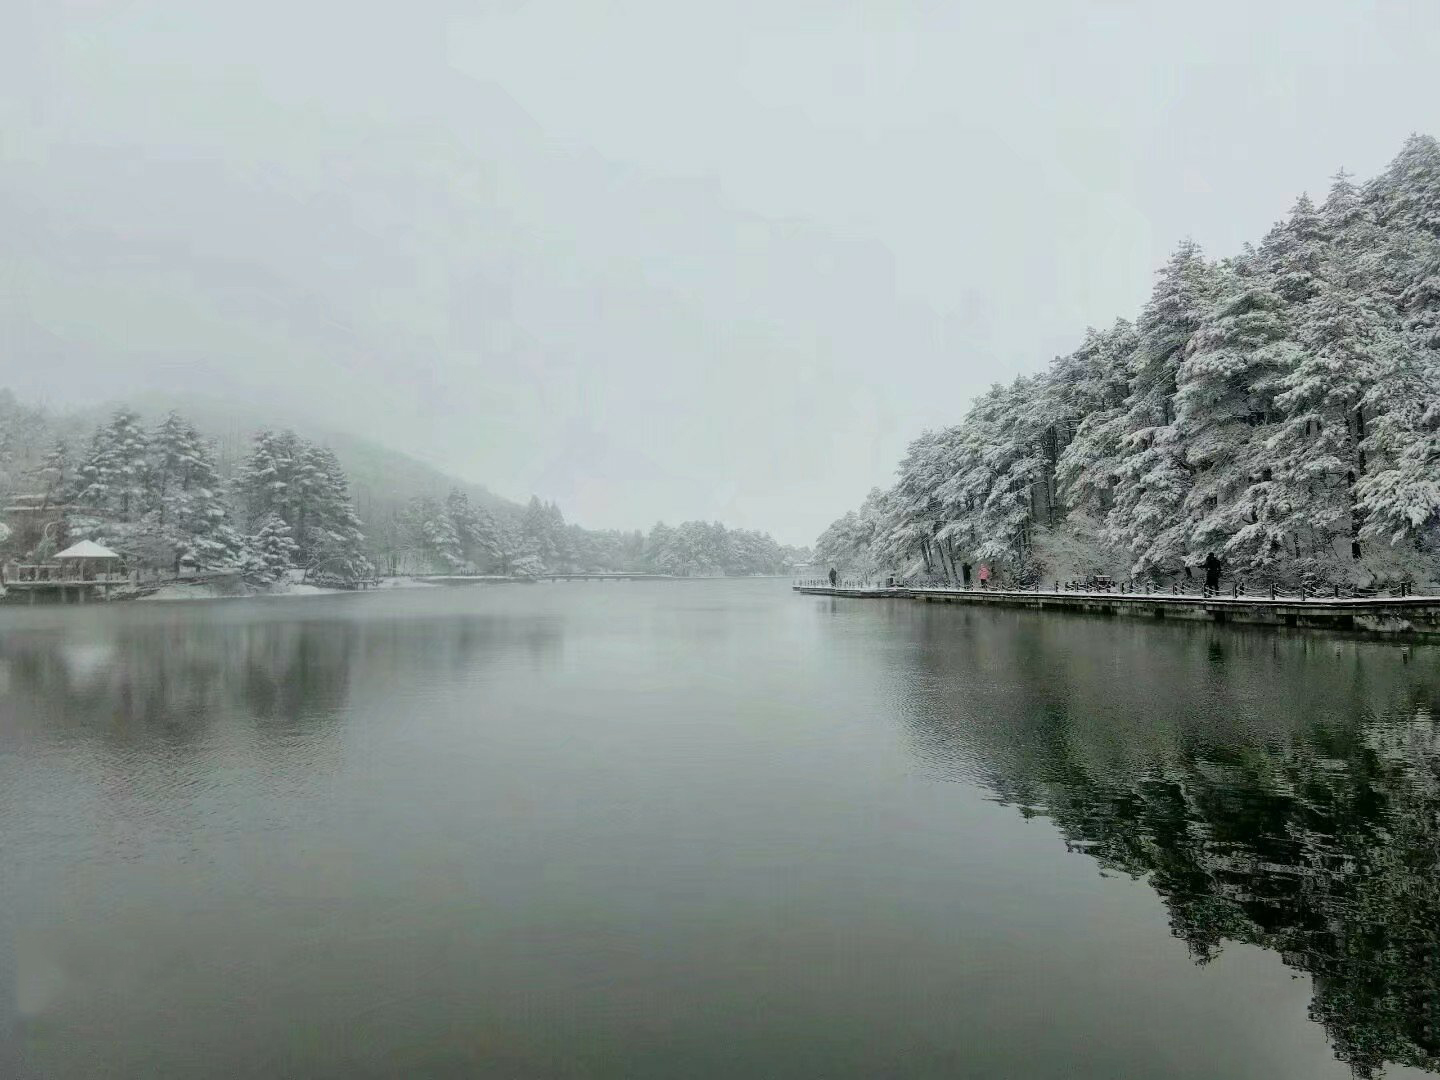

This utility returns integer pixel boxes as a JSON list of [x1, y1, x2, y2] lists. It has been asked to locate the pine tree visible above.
[[72, 408, 150, 521], [403, 495, 462, 569], [233, 429, 296, 529], [302, 446, 371, 582], [32, 439, 68, 511], [234, 431, 370, 581], [813, 135, 1440, 590], [1108, 240, 1218, 576], [1371, 133, 1440, 238], [466, 503, 509, 573], [1175, 256, 1298, 575], [147, 413, 243, 571], [444, 489, 482, 568], [545, 501, 571, 571], [244, 512, 300, 583], [1053, 320, 1140, 518], [1267, 201, 1404, 575], [522, 495, 557, 571]]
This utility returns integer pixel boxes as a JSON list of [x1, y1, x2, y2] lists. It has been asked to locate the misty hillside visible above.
[[54, 390, 520, 526], [1, 388, 809, 579]]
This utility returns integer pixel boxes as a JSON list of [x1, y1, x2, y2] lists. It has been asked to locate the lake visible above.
[[2, 580, 1437, 1078]]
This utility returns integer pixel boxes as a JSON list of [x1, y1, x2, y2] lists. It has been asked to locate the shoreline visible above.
[[137, 576, 443, 602], [794, 583, 1440, 639]]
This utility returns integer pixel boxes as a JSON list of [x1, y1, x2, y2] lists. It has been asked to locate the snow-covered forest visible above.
[[816, 134, 1440, 589], [394, 492, 807, 578], [0, 396, 807, 584]]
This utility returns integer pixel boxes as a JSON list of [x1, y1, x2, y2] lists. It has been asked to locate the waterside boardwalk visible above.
[[793, 583, 1440, 638]]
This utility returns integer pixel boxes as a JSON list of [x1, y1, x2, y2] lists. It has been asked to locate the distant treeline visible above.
[[816, 134, 1440, 589], [397, 493, 809, 578], [0, 396, 808, 583]]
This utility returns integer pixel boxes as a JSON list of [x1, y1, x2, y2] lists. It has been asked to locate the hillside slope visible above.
[[71, 391, 520, 525]]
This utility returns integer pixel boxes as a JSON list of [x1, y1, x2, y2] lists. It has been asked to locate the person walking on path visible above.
[[828, 567, 837, 588], [1203, 552, 1223, 596], [978, 563, 990, 590]]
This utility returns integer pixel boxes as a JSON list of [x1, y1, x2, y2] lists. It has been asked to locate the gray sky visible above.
[[4, 1, 1439, 544]]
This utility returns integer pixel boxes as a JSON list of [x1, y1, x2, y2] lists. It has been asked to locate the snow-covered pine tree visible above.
[[233, 429, 296, 530], [444, 489, 482, 568], [1108, 240, 1218, 577], [31, 439, 68, 511], [149, 412, 197, 517], [302, 445, 371, 583], [888, 429, 959, 579], [521, 495, 557, 571], [465, 502, 510, 573], [72, 408, 150, 522], [140, 413, 244, 572], [1370, 133, 1440, 239], [544, 501, 571, 571], [1046, 321, 1140, 576], [244, 512, 300, 583], [1267, 186, 1406, 577], [1353, 141, 1440, 576], [403, 494, 463, 570], [813, 134, 1440, 591], [938, 377, 1049, 576], [1175, 252, 1298, 576], [1355, 352, 1440, 557], [1052, 320, 1139, 518], [234, 431, 370, 580]]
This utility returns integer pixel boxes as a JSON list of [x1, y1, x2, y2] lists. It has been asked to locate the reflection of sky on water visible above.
[[3, 585, 1438, 1078]]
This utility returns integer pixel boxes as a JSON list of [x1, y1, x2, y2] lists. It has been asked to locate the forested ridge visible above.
[[0, 398, 808, 584], [816, 135, 1440, 589]]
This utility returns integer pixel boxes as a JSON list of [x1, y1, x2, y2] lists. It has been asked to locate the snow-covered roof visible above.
[[54, 540, 121, 560]]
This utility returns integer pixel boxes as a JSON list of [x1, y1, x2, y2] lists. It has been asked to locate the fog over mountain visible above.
[[4, 2, 1439, 543]]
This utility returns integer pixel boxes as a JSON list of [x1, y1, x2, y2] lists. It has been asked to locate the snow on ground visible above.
[[139, 576, 436, 602], [144, 583, 245, 601]]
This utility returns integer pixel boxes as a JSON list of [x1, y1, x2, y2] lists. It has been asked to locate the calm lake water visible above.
[[2, 580, 1437, 1078]]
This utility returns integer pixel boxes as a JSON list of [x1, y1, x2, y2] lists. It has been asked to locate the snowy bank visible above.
[[139, 576, 436, 602]]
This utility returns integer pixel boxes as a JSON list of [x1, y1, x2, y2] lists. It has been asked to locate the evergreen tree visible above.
[[815, 136, 1440, 591], [1269, 272, 1402, 572], [1053, 320, 1140, 519], [303, 446, 371, 582], [403, 494, 463, 570], [32, 439, 68, 511], [1175, 256, 1297, 575], [244, 512, 300, 583], [72, 408, 150, 521], [233, 429, 296, 529], [148, 413, 243, 570], [522, 495, 557, 571], [234, 430, 371, 583], [444, 489, 483, 566], [1108, 240, 1219, 576]]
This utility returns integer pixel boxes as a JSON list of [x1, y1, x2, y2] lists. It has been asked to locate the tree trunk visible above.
[[1345, 401, 1364, 559]]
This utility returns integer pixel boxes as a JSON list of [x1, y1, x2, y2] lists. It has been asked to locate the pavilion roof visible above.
[[54, 540, 121, 560]]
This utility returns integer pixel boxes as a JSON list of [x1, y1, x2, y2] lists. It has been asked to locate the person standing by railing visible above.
[[1204, 552, 1222, 597], [978, 563, 990, 590]]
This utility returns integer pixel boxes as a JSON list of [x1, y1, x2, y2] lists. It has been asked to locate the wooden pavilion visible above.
[[54, 540, 126, 582]]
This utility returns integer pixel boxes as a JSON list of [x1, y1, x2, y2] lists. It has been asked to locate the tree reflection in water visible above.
[[894, 607, 1440, 1078]]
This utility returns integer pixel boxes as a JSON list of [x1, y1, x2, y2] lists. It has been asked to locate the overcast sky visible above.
[[4, 2, 1439, 544]]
